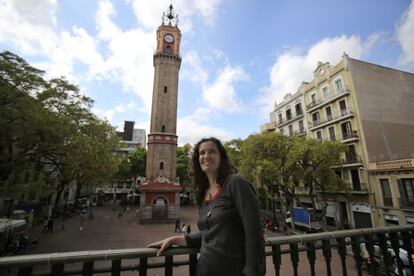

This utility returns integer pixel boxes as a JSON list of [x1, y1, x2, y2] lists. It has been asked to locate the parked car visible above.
[[360, 242, 411, 275]]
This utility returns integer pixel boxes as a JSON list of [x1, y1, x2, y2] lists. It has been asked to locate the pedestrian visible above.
[[47, 217, 54, 233], [148, 137, 266, 275], [181, 224, 186, 233], [80, 210, 86, 231], [42, 217, 48, 233], [186, 224, 191, 234], [175, 218, 181, 233]]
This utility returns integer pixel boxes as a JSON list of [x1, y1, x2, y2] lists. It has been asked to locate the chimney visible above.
[[123, 121, 135, 141]]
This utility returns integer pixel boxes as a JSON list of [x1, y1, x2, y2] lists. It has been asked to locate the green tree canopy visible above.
[[0, 51, 120, 207]]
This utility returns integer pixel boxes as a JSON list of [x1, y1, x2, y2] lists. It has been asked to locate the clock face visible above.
[[164, 34, 174, 43]]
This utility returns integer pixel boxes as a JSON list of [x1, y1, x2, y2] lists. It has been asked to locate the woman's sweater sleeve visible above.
[[185, 231, 202, 248], [229, 175, 266, 276]]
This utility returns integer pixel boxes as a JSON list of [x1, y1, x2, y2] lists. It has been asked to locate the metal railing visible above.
[[306, 86, 350, 111], [1, 225, 414, 276]]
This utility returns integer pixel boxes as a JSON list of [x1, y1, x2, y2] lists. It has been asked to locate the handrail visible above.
[[1, 225, 413, 267]]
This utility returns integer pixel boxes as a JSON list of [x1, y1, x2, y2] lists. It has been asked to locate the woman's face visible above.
[[199, 141, 221, 175]]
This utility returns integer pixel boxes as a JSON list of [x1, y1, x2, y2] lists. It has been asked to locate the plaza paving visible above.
[[17, 206, 366, 275]]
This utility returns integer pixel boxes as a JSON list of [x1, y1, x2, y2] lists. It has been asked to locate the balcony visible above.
[[306, 86, 350, 112], [338, 154, 364, 168], [293, 128, 307, 136], [342, 130, 359, 142], [276, 113, 304, 128], [1, 225, 413, 276], [260, 121, 277, 132], [308, 109, 354, 131]]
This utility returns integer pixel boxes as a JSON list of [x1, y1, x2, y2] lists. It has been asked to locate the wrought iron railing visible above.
[[1, 225, 414, 276]]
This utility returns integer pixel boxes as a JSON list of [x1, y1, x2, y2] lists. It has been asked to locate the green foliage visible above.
[[224, 139, 243, 169], [0, 51, 120, 203], [257, 186, 268, 209], [177, 146, 191, 188], [234, 131, 346, 226], [115, 147, 147, 179]]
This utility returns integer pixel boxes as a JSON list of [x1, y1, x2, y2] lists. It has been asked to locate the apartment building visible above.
[[261, 53, 414, 229], [260, 89, 307, 136]]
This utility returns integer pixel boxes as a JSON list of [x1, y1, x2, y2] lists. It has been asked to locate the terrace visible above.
[[1, 225, 413, 276]]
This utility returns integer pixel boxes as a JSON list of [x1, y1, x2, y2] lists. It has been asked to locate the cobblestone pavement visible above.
[[15, 206, 367, 276]]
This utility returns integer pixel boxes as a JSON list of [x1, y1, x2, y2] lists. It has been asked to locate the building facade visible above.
[[261, 53, 414, 229], [116, 121, 146, 158], [261, 88, 307, 136]]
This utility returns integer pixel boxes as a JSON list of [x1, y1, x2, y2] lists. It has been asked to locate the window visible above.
[[341, 122, 352, 139], [346, 144, 357, 162], [164, 86, 167, 93], [286, 109, 292, 120], [335, 170, 342, 179], [339, 99, 347, 113], [288, 125, 293, 136], [311, 94, 317, 105], [325, 106, 332, 120], [335, 79, 343, 91], [278, 114, 283, 124], [322, 86, 329, 98], [312, 112, 320, 125], [350, 169, 361, 191], [328, 126, 335, 141], [160, 162, 164, 170], [380, 179, 393, 207], [316, 130, 322, 140], [162, 125, 165, 132], [398, 178, 414, 208], [295, 103, 302, 116], [164, 45, 172, 54], [298, 120, 304, 133]]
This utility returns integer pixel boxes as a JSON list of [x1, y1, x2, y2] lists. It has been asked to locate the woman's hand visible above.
[[147, 235, 186, 256]]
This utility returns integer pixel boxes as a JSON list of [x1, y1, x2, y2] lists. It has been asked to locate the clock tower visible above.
[[139, 5, 182, 223]]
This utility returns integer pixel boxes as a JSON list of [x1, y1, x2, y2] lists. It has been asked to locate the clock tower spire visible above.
[[139, 5, 181, 223]]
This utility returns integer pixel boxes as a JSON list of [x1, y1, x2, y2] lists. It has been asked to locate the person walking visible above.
[[174, 218, 181, 233], [181, 224, 186, 234], [186, 224, 191, 235], [148, 137, 265, 276]]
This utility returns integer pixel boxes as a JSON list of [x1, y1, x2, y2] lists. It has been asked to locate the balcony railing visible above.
[[345, 154, 363, 164], [342, 130, 359, 141], [306, 86, 350, 111], [308, 109, 354, 130], [1, 225, 414, 276]]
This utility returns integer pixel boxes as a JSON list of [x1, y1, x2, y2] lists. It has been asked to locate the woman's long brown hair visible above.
[[190, 137, 237, 205]]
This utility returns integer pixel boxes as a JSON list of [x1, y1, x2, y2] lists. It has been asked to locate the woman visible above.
[[148, 137, 265, 276]]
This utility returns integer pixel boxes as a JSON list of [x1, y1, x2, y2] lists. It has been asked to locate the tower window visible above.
[[160, 162, 164, 170], [162, 125, 165, 132], [164, 45, 172, 54], [164, 86, 167, 93]]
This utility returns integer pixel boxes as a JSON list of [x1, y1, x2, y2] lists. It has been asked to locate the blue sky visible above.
[[1, 0, 413, 145]]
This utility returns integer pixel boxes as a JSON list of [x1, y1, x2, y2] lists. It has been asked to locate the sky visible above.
[[1, 0, 414, 146]]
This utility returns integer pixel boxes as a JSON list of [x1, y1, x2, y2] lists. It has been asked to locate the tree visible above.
[[129, 147, 146, 178], [240, 132, 301, 223], [0, 51, 120, 213], [224, 139, 243, 169], [292, 138, 346, 229], [177, 146, 191, 189]]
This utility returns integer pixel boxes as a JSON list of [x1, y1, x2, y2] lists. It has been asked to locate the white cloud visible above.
[[96, 0, 121, 40], [203, 66, 248, 113], [397, 1, 414, 65], [181, 51, 208, 84], [260, 35, 371, 115], [126, 0, 223, 32], [0, 0, 58, 55], [177, 114, 233, 145]]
